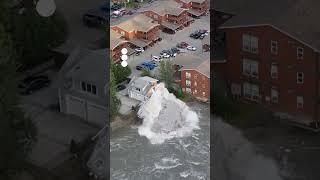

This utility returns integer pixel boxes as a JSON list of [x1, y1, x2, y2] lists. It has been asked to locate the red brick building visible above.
[[174, 54, 210, 101], [110, 29, 129, 63], [111, 14, 161, 49], [213, 1, 320, 129], [142, 0, 193, 34], [175, 0, 209, 17]]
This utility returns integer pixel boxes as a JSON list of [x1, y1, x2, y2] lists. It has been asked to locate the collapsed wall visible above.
[[211, 118, 282, 180]]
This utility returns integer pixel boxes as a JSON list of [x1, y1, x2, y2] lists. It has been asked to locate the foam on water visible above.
[[137, 83, 200, 144]]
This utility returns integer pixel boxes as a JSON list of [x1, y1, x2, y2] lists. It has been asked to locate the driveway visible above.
[[20, 70, 99, 170], [54, 0, 105, 53]]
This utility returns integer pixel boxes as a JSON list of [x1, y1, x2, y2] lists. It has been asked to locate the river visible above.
[[110, 100, 210, 180]]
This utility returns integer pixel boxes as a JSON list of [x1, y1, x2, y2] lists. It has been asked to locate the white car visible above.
[[161, 53, 170, 58], [135, 47, 144, 52], [187, 46, 196, 51], [152, 55, 161, 62]]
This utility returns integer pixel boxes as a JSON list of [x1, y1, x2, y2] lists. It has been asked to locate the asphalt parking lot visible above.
[[124, 14, 210, 78]]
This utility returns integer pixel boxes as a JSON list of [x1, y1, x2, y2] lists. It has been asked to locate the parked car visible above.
[[135, 47, 144, 53], [112, 8, 126, 17], [83, 9, 108, 27], [116, 84, 126, 91], [18, 75, 50, 95], [199, 34, 206, 39], [160, 53, 170, 58], [152, 55, 161, 62], [187, 46, 197, 51], [171, 47, 180, 54], [177, 42, 189, 48], [136, 65, 143, 70]]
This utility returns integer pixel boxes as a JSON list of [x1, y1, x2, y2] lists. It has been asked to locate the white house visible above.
[[128, 76, 158, 101]]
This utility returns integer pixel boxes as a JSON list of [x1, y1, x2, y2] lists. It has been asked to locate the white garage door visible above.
[[66, 95, 85, 119], [87, 103, 108, 126]]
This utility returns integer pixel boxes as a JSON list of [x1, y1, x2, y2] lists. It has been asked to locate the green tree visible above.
[[0, 19, 37, 177], [111, 63, 131, 84], [158, 60, 175, 89], [141, 68, 151, 77], [11, 7, 67, 68], [110, 60, 121, 118]]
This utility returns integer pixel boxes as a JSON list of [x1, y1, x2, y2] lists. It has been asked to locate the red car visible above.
[[176, 42, 189, 48]]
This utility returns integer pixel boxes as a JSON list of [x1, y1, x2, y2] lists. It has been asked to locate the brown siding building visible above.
[[213, 1, 320, 129], [175, 0, 209, 17]]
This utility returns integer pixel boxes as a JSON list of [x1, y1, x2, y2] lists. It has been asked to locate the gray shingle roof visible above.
[[214, 0, 320, 51], [113, 14, 159, 32], [173, 54, 210, 77], [144, 0, 187, 16]]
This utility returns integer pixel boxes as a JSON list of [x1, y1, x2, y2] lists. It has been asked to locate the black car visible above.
[[83, 8, 108, 27], [18, 75, 50, 95], [116, 84, 126, 92], [171, 47, 180, 54], [136, 65, 143, 70]]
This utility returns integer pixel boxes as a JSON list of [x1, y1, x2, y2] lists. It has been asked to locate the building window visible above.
[[271, 63, 278, 79], [242, 34, 259, 53], [271, 89, 279, 103], [186, 80, 191, 87], [81, 81, 97, 95], [202, 84, 205, 88], [185, 72, 191, 79], [186, 88, 191, 94], [297, 96, 304, 109], [202, 76, 205, 81], [271, 40, 278, 54], [194, 74, 198, 79], [194, 89, 197, 95], [297, 47, 304, 59], [203, 92, 206, 96], [194, 81, 197, 86], [120, 31, 125, 36], [297, 72, 304, 84], [243, 82, 259, 101], [243, 58, 259, 78]]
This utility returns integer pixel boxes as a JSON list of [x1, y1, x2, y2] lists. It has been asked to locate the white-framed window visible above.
[[242, 34, 259, 53], [185, 72, 191, 79], [186, 88, 191, 94], [81, 81, 97, 95], [271, 63, 278, 79], [243, 82, 259, 101], [194, 81, 197, 86], [186, 80, 191, 87], [271, 40, 278, 54], [297, 72, 304, 84], [194, 89, 197, 95], [297, 96, 304, 109], [243, 58, 259, 78], [203, 92, 206, 96], [271, 88, 279, 103], [297, 47, 304, 59]]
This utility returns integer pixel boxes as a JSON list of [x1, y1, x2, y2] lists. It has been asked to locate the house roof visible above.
[[173, 54, 210, 77], [113, 14, 159, 32], [214, 0, 320, 51], [130, 76, 158, 89], [63, 48, 108, 86], [110, 29, 128, 50], [144, 0, 187, 16]]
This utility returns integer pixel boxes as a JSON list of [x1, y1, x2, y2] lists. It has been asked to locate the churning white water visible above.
[[137, 83, 200, 144]]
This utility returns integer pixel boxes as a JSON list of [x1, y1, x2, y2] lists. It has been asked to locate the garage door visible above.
[[66, 95, 85, 119], [87, 103, 108, 127]]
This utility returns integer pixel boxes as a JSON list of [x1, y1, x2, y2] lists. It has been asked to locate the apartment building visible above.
[[111, 14, 161, 49], [142, 0, 193, 34], [175, 0, 209, 17], [110, 29, 129, 63], [213, 1, 320, 129], [174, 54, 210, 101]]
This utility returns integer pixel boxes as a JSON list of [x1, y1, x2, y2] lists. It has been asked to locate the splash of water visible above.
[[137, 83, 200, 144]]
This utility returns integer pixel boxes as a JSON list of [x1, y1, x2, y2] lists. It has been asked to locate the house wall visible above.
[[143, 11, 165, 23], [190, 0, 209, 12], [180, 69, 210, 101], [111, 26, 134, 40], [218, 25, 319, 124], [112, 25, 160, 42], [112, 42, 127, 63]]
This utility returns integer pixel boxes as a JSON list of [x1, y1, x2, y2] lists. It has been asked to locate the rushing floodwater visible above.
[[110, 84, 210, 180]]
